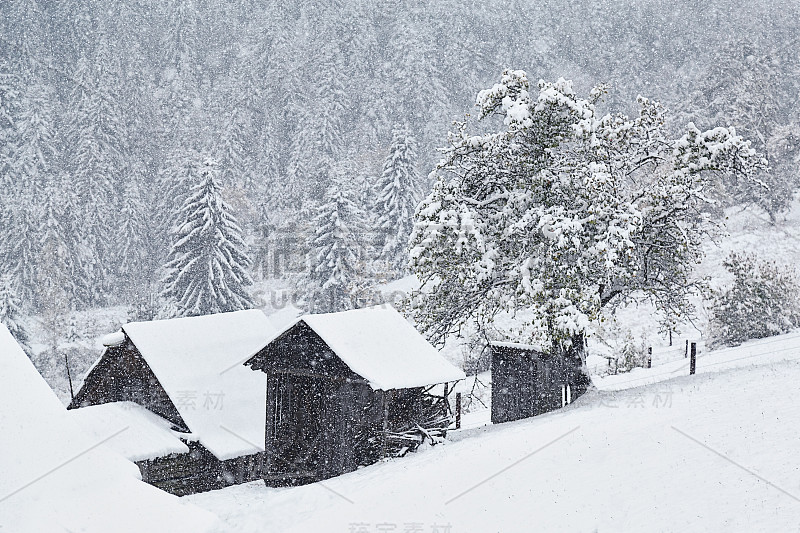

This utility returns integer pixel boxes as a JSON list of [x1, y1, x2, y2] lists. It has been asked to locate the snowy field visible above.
[[185, 338, 800, 532]]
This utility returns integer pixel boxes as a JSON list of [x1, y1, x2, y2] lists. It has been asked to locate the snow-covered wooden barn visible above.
[[245, 306, 466, 485], [0, 323, 217, 533], [490, 341, 590, 424], [67, 310, 276, 495]]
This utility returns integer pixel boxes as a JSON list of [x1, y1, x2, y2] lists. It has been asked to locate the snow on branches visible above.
[[161, 156, 254, 317], [410, 69, 765, 349]]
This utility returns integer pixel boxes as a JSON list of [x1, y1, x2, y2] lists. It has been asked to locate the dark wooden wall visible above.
[[491, 345, 588, 424], [67, 342, 186, 430], [137, 442, 267, 496]]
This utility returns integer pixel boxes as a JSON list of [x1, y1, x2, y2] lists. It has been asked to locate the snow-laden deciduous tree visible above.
[[410, 70, 765, 355], [376, 125, 421, 276], [0, 273, 31, 356], [305, 179, 364, 313], [709, 253, 800, 347], [161, 156, 254, 317]]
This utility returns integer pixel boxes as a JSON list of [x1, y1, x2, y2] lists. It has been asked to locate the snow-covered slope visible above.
[[186, 344, 800, 532]]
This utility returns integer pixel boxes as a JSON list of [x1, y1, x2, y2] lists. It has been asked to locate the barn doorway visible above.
[[265, 372, 330, 484]]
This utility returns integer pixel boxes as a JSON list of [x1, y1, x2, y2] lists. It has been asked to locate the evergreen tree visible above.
[[61, 50, 126, 292], [5, 199, 42, 306], [283, 43, 348, 208], [0, 273, 31, 356], [305, 179, 364, 313], [376, 125, 421, 276], [37, 182, 85, 310], [0, 62, 20, 187], [154, 149, 203, 268], [252, 200, 276, 281], [117, 179, 150, 301], [9, 83, 57, 196], [709, 253, 800, 347], [161, 156, 254, 317], [385, 4, 448, 142]]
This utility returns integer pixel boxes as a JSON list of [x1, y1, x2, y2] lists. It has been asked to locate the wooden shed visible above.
[[67, 310, 276, 495], [245, 306, 466, 486], [0, 324, 217, 532], [490, 341, 589, 424]]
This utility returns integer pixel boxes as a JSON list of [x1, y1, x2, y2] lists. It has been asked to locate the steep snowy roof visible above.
[[68, 402, 190, 462], [267, 306, 466, 390], [121, 310, 275, 460], [0, 324, 217, 533]]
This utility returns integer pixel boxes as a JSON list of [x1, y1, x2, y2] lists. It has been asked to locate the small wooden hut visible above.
[[68, 310, 276, 495], [490, 341, 589, 424], [0, 324, 217, 532], [245, 306, 466, 486]]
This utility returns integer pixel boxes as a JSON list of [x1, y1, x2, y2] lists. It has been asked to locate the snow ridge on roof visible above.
[[489, 340, 545, 352], [122, 309, 275, 460], [0, 324, 217, 533], [291, 306, 466, 390]]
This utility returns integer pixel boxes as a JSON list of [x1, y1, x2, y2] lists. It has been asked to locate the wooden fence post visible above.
[[455, 392, 462, 429], [685, 339, 688, 359], [647, 347, 652, 369], [690, 342, 697, 375], [65, 352, 75, 401]]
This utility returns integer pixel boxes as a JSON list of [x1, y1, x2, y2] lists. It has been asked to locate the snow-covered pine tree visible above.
[[161, 155, 254, 317], [376, 125, 421, 276], [251, 200, 276, 281], [37, 182, 82, 311], [117, 179, 150, 301], [0, 273, 31, 356], [61, 51, 127, 296], [305, 179, 363, 313], [385, 4, 448, 146], [9, 83, 57, 197], [5, 199, 41, 306], [55, 180, 99, 308], [0, 62, 20, 186], [154, 149, 202, 265]]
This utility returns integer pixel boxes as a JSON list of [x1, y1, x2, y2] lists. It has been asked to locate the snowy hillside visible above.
[[185, 340, 800, 532]]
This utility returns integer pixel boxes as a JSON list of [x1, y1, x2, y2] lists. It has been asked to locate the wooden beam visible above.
[[269, 368, 369, 384]]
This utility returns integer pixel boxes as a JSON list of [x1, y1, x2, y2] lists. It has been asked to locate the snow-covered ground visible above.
[[185, 337, 800, 532]]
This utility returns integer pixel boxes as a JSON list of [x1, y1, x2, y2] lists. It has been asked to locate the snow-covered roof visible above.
[[0, 324, 217, 533], [68, 401, 190, 462], [489, 340, 545, 353], [265, 306, 466, 390], [121, 310, 275, 460]]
